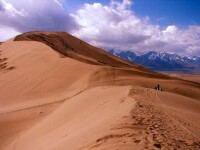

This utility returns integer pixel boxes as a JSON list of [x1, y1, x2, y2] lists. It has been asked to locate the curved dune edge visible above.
[[3, 86, 136, 150], [1, 86, 200, 150], [0, 32, 200, 150], [14, 31, 138, 68]]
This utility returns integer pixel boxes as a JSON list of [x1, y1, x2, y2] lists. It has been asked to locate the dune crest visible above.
[[14, 31, 139, 68]]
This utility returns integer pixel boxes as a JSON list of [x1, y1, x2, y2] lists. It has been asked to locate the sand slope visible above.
[[4, 86, 136, 150], [0, 40, 97, 113], [14, 31, 139, 68], [0, 32, 200, 150], [166, 73, 200, 84]]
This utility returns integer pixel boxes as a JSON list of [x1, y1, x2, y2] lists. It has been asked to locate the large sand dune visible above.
[[0, 32, 200, 150]]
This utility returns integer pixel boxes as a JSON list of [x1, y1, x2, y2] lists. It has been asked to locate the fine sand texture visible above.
[[0, 32, 200, 150]]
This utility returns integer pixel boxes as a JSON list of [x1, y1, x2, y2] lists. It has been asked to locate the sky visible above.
[[0, 0, 200, 56]]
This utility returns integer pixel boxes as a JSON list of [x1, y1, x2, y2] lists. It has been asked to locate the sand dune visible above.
[[14, 31, 139, 68], [0, 32, 200, 150]]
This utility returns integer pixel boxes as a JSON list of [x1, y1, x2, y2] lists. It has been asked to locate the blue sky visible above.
[[0, 0, 200, 55], [133, 0, 200, 27]]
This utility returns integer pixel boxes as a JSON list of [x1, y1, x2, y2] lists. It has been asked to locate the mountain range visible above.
[[108, 50, 200, 74]]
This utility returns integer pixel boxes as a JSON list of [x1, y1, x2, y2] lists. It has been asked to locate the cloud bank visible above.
[[0, 0, 200, 56], [71, 0, 200, 55], [0, 0, 78, 40]]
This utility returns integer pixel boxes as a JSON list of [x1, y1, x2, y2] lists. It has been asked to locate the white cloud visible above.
[[163, 25, 177, 34], [71, 0, 200, 56], [1, 0, 25, 16], [0, 26, 20, 41], [54, 0, 63, 7], [0, 0, 78, 41], [71, 1, 154, 49]]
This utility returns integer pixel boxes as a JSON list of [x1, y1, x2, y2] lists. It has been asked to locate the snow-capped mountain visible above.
[[108, 50, 200, 73]]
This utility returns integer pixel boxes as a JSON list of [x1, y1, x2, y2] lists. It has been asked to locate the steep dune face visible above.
[[0, 32, 200, 150], [14, 31, 137, 68], [0, 40, 97, 113]]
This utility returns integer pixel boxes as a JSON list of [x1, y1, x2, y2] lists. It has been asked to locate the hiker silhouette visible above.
[[155, 84, 163, 91]]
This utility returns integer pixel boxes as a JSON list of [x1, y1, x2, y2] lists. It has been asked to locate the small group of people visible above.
[[155, 84, 163, 91]]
